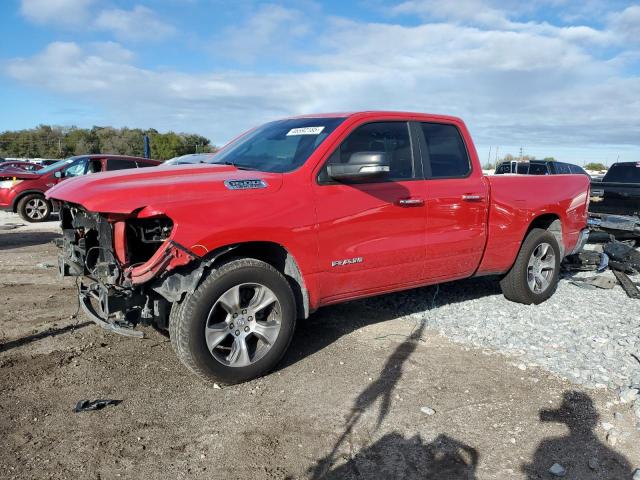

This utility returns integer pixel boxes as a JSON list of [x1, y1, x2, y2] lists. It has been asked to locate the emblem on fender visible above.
[[224, 179, 268, 190], [331, 257, 364, 267]]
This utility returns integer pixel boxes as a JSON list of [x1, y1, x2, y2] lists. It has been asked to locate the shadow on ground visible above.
[[297, 307, 634, 479], [279, 276, 502, 372], [0, 321, 91, 353], [0, 231, 60, 250]]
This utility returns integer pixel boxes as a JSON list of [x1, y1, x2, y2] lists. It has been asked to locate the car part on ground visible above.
[[603, 241, 640, 273], [611, 270, 640, 299], [74, 399, 122, 413]]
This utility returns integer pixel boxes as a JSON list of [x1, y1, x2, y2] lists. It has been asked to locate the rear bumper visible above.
[[568, 228, 590, 255]]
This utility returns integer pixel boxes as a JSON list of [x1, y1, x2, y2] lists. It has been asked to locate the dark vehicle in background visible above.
[[0, 161, 43, 173], [38, 159, 59, 166], [590, 162, 640, 217], [0, 154, 160, 222], [162, 153, 217, 166], [495, 160, 588, 176]]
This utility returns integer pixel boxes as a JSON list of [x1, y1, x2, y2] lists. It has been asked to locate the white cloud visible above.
[[608, 5, 640, 44], [94, 5, 176, 42], [216, 4, 312, 62], [7, 2, 640, 161], [20, 0, 94, 25]]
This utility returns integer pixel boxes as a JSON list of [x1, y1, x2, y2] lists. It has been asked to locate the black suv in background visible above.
[[590, 162, 640, 217], [495, 160, 588, 175]]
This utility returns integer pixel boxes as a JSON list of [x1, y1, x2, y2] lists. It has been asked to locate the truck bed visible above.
[[476, 174, 591, 275]]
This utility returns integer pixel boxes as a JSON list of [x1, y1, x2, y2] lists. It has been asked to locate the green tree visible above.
[[584, 162, 607, 171]]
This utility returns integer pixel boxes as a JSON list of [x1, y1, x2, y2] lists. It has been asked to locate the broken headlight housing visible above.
[[123, 216, 174, 265]]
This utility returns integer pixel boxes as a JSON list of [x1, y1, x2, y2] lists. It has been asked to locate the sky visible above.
[[0, 0, 639, 165]]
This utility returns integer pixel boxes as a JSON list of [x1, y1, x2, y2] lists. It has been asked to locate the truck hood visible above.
[[0, 170, 41, 181], [46, 164, 284, 214]]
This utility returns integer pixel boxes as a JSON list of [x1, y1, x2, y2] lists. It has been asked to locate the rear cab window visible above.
[[603, 163, 640, 183]]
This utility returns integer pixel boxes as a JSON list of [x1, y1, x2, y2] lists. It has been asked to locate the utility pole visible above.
[[519, 147, 523, 161], [487, 146, 492, 167]]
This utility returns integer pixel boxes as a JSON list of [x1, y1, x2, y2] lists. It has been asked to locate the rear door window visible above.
[[419, 123, 470, 178]]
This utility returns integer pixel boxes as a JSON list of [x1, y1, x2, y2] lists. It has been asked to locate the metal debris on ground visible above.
[[604, 241, 640, 273], [562, 251, 603, 272], [611, 270, 640, 299], [569, 275, 618, 290], [74, 399, 122, 413]]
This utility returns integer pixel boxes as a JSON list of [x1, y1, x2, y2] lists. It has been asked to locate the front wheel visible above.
[[500, 228, 561, 305], [17, 194, 51, 222], [169, 258, 297, 384]]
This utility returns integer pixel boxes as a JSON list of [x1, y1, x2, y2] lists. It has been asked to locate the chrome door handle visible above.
[[396, 198, 425, 207], [462, 194, 483, 202]]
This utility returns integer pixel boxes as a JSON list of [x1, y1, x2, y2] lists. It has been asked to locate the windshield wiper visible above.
[[214, 161, 260, 171]]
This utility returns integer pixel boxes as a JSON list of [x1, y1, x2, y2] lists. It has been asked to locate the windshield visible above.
[[209, 117, 345, 173], [603, 163, 640, 183], [37, 156, 80, 175]]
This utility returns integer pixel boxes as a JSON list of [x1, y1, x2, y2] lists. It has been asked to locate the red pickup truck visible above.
[[47, 112, 590, 384]]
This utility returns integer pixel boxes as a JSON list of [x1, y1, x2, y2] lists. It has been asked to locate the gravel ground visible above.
[[362, 265, 640, 393]]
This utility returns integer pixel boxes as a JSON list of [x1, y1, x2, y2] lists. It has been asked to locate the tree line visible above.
[[0, 125, 217, 161]]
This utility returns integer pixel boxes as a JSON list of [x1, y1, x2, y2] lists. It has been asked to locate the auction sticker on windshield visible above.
[[286, 126, 325, 136]]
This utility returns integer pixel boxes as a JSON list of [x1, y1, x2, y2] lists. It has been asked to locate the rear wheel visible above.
[[169, 258, 296, 384], [17, 194, 51, 222], [500, 228, 560, 305]]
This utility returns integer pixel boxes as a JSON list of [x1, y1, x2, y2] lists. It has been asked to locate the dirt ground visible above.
[[1, 219, 639, 480]]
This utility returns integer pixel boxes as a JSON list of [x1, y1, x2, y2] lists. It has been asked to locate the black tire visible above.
[[500, 228, 561, 305], [169, 258, 296, 384], [16, 193, 51, 222]]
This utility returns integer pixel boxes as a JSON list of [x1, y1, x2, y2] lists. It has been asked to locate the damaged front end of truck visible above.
[[57, 203, 205, 337]]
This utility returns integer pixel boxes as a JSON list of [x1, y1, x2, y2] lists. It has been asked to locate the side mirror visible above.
[[54, 171, 63, 179], [327, 152, 390, 181]]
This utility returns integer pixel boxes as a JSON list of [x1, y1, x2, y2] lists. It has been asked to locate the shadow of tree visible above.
[[0, 231, 60, 250], [0, 321, 91, 353], [523, 390, 634, 479]]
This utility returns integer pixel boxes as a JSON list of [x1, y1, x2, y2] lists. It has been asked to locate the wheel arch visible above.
[[525, 213, 564, 257], [210, 241, 310, 319], [154, 241, 311, 320]]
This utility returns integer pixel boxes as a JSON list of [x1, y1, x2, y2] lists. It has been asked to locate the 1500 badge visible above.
[[331, 257, 363, 267]]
